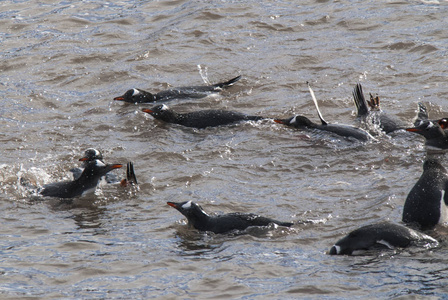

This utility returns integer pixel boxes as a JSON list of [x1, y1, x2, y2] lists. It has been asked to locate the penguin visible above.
[[142, 104, 265, 129], [167, 201, 293, 234], [39, 159, 123, 198], [114, 75, 241, 103], [329, 222, 438, 255], [275, 83, 373, 141], [70, 148, 137, 186], [402, 158, 448, 229]]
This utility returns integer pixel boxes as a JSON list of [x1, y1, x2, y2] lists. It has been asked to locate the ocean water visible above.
[[1, 0, 448, 298]]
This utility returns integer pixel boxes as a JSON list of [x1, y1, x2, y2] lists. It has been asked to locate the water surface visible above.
[[1, 0, 448, 298]]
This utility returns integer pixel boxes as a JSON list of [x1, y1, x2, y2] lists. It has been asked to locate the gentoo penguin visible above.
[[402, 158, 448, 229], [39, 159, 123, 198], [167, 201, 293, 234], [329, 222, 438, 255], [142, 104, 265, 129], [275, 83, 373, 141], [70, 148, 137, 186], [114, 75, 241, 103]]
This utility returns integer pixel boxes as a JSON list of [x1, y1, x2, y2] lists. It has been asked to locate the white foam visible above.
[[81, 187, 96, 196]]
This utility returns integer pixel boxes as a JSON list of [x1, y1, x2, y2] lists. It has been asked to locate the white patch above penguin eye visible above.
[[333, 245, 341, 254], [290, 116, 297, 124], [182, 201, 192, 209], [160, 104, 169, 111], [132, 89, 140, 96], [95, 159, 106, 167], [427, 122, 436, 128]]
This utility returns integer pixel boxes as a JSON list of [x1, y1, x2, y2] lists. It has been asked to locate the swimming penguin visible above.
[[70, 148, 137, 186], [167, 201, 293, 234], [142, 104, 265, 129], [275, 82, 373, 141], [402, 158, 448, 229], [329, 222, 438, 255], [114, 75, 241, 103], [39, 159, 123, 198]]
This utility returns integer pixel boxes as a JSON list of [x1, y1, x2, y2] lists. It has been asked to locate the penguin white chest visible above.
[[439, 190, 448, 224]]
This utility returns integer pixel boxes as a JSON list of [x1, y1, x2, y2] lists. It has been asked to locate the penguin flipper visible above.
[[307, 82, 328, 126], [212, 75, 242, 88]]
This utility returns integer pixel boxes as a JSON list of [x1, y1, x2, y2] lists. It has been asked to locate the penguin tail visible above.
[[353, 83, 369, 117]]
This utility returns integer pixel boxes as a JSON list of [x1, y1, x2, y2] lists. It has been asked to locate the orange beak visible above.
[[167, 202, 178, 208]]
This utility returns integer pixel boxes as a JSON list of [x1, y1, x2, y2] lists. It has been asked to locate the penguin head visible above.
[[274, 115, 314, 128], [406, 119, 447, 139], [114, 88, 155, 103], [167, 201, 210, 225], [329, 231, 361, 255], [79, 148, 103, 162], [80, 159, 123, 180], [329, 226, 379, 255], [142, 104, 177, 123]]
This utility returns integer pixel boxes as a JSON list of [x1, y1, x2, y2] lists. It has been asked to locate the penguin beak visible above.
[[79, 157, 89, 161], [274, 119, 286, 124], [114, 96, 125, 101], [405, 128, 420, 132], [167, 202, 179, 209], [142, 108, 154, 114], [107, 164, 123, 170]]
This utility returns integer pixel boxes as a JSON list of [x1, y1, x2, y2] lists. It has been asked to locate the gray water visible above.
[[1, 0, 448, 298]]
